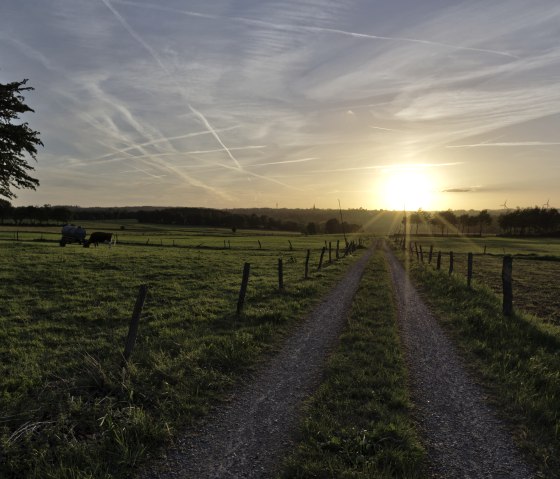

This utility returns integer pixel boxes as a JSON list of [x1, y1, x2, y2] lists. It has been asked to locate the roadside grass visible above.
[[396, 246, 560, 478], [280, 249, 426, 479], [0, 234, 364, 478]]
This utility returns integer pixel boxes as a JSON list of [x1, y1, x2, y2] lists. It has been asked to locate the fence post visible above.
[[449, 251, 454, 275], [258, 240, 262, 249], [467, 253, 473, 287], [415, 243, 419, 260], [237, 263, 251, 315], [278, 258, 284, 290], [123, 285, 149, 363], [329, 242, 332, 263], [502, 255, 513, 316], [436, 251, 441, 270], [288, 240, 293, 251], [336, 240, 340, 260], [305, 249, 310, 279], [428, 245, 433, 264], [419, 245, 424, 263], [318, 246, 326, 270]]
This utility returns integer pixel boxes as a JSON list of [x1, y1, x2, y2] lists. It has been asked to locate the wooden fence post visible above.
[[278, 258, 284, 290], [419, 245, 424, 263], [318, 246, 326, 270], [336, 240, 340, 260], [288, 240, 293, 251], [123, 285, 149, 362], [258, 240, 262, 249], [467, 253, 473, 287], [428, 245, 433, 264], [237, 263, 251, 315], [502, 256, 513, 316], [436, 251, 441, 270], [415, 243, 419, 260], [328, 242, 332, 263], [449, 251, 454, 275], [305, 249, 310, 279]]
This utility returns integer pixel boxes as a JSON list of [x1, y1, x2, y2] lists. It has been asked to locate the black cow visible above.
[[85, 232, 113, 247]]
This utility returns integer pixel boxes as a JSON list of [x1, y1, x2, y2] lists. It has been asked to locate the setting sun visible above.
[[378, 167, 436, 211]]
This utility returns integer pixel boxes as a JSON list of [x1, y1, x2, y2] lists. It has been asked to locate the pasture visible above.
[[0, 224, 366, 478], [401, 235, 560, 325]]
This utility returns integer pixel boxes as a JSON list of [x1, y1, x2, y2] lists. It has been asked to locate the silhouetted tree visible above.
[[325, 218, 340, 234], [0, 198, 11, 224], [1, 79, 42, 199], [477, 209, 492, 236]]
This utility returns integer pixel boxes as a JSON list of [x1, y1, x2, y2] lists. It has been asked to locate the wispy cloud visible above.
[[447, 141, 560, 148]]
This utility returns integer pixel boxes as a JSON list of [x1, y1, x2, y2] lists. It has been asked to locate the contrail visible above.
[[311, 162, 463, 173], [101, 0, 242, 170], [306, 26, 518, 59], [111, 0, 518, 59], [447, 141, 560, 148], [93, 127, 239, 161], [120, 167, 167, 179], [217, 163, 304, 191], [247, 157, 318, 167], [88, 146, 265, 166]]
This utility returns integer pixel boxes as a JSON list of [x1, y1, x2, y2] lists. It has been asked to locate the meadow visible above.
[[400, 235, 560, 325], [0, 224, 366, 478]]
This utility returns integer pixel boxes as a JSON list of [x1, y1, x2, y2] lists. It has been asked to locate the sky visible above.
[[1, 0, 559, 211]]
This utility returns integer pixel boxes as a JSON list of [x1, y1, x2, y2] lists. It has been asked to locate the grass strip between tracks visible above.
[[396, 246, 560, 479], [280, 249, 426, 478]]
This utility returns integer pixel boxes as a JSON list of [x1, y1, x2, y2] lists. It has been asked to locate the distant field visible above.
[[0, 225, 367, 478], [401, 235, 560, 325], [0, 221, 351, 249]]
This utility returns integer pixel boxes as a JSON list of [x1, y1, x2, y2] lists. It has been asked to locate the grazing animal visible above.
[[86, 232, 113, 247]]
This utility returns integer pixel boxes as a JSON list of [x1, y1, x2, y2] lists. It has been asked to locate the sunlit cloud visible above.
[[3, 0, 559, 209]]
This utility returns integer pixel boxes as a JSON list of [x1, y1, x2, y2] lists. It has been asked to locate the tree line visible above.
[[0, 203, 361, 234], [498, 207, 560, 236], [403, 207, 560, 237]]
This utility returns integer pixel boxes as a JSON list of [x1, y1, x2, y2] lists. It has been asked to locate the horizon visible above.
[[2, 1, 559, 210]]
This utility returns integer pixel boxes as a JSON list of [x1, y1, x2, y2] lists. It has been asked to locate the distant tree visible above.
[[0, 198, 11, 224], [325, 218, 340, 234], [458, 214, 470, 234], [477, 209, 492, 236], [409, 211, 422, 235], [439, 210, 458, 235], [0, 79, 43, 199], [306, 222, 317, 235]]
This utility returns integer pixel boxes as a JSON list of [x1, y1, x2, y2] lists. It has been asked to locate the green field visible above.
[[398, 235, 560, 325], [0, 225, 367, 478]]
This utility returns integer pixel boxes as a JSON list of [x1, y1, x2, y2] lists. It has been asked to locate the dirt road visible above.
[[386, 248, 535, 478], [140, 246, 374, 479]]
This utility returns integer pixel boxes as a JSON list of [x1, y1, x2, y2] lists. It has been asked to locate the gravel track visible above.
[[386, 248, 535, 479], [139, 246, 375, 479]]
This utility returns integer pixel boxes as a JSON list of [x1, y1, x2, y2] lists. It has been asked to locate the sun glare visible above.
[[378, 168, 435, 211]]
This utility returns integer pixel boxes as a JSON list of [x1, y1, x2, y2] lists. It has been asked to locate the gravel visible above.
[[386, 248, 535, 479], [139, 245, 374, 479]]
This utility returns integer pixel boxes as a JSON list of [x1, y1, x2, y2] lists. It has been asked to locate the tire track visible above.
[[139, 245, 375, 479], [385, 248, 535, 479]]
